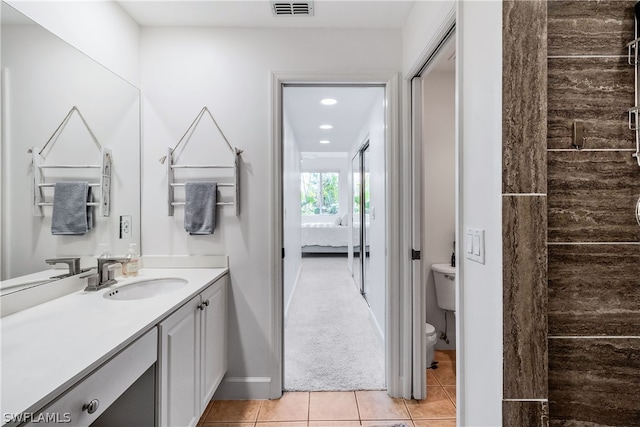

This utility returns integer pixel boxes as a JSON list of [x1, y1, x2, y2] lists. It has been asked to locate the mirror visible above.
[[1, 2, 141, 281]]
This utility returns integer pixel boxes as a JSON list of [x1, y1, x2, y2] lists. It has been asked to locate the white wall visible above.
[[402, 0, 455, 77], [351, 88, 385, 340], [300, 154, 349, 221], [4, 0, 141, 86], [1, 22, 140, 279], [421, 70, 456, 351], [140, 26, 401, 398], [457, 1, 503, 425], [282, 111, 301, 320], [402, 0, 503, 424]]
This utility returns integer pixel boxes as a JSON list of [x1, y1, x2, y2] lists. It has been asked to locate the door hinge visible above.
[[411, 249, 421, 260]]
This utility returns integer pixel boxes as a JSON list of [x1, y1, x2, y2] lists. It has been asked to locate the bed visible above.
[[301, 222, 348, 253], [301, 220, 358, 253]]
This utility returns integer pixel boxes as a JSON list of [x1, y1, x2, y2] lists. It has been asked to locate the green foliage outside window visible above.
[[301, 172, 340, 215]]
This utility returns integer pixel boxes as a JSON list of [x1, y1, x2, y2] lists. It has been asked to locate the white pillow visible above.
[[333, 216, 342, 226], [340, 213, 349, 226]]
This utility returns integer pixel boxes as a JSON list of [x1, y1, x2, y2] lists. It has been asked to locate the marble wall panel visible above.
[[548, 244, 640, 336], [548, 0, 635, 56], [503, 0, 547, 194], [548, 338, 640, 426], [548, 151, 640, 242], [503, 400, 549, 427], [503, 195, 548, 399], [548, 57, 634, 150]]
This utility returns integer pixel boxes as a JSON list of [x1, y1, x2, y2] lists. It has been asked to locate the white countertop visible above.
[[0, 267, 228, 422]]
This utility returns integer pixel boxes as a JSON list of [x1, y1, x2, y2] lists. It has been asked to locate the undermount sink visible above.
[[103, 278, 188, 301]]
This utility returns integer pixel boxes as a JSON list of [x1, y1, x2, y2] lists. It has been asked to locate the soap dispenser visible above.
[[122, 243, 139, 277]]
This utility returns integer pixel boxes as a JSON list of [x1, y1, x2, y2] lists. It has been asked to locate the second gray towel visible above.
[[51, 181, 93, 235], [184, 181, 217, 235]]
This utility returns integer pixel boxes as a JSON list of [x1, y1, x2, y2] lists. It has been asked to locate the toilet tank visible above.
[[431, 263, 456, 312]]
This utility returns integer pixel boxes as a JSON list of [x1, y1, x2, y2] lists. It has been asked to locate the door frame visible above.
[[406, 6, 458, 403], [269, 72, 406, 398]]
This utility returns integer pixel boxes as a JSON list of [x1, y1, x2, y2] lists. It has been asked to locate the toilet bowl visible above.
[[425, 323, 437, 367], [431, 263, 456, 312]]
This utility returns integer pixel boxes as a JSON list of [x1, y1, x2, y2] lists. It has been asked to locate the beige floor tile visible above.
[[431, 362, 456, 387], [200, 423, 255, 427], [413, 419, 456, 427], [433, 350, 456, 364], [257, 392, 309, 422], [201, 399, 216, 421], [256, 422, 308, 427], [405, 387, 456, 420], [205, 400, 263, 422], [309, 422, 362, 427], [361, 421, 414, 426], [309, 391, 359, 421], [426, 370, 439, 386], [356, 390, 410, 420], [443, 386, 456, 407]]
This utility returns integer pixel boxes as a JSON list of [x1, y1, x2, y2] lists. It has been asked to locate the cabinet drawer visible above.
[[25, 328, 157, 427]]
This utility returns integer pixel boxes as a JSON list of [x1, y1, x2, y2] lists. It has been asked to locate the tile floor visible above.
[[198, 351, 456, 427]]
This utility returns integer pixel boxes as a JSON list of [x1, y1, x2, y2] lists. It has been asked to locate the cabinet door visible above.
[[159, 296, 201, 427], [199, 275, 228, 412]]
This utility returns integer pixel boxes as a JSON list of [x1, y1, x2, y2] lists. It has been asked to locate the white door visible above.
[[159, 295, 201, 427], [200, 277, 228, 411]]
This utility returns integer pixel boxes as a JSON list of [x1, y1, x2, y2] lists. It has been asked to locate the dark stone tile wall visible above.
[[548, 339, 640, 426], [548, 244, 640, 336], [502, 1, 548, 424], [547, 57, 634, 150], [503, 400, 549, 427], [503, 196, 548, 399], [546, 1, 640, 426]]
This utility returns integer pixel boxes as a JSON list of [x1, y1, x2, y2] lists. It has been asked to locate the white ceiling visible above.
[[117, 0, 415, 29], [284, 86, 383, 153]]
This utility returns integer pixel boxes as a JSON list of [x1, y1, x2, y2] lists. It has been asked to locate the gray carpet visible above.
[[284, 256, 385, 391]]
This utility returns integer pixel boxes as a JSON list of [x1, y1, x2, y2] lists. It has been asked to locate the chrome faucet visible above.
[[84, 258, 130, 291], [45, 257, 81, 279]]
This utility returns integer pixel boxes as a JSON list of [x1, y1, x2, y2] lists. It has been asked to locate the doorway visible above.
[[281, 85, 386, 392]]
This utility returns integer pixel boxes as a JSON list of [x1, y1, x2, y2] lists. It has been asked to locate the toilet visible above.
[[426, 263, 456, 366], [431, 263, 456, 312], [425, 322, 437, 367]]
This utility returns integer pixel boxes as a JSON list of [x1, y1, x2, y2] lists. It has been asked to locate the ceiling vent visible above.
[[271, 1, 314, 17]]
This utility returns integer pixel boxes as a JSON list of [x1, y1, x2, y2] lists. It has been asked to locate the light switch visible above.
[[465, 227, 485, 264]]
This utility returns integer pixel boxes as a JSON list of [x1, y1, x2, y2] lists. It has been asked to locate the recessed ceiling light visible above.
[[320, 98, 337, 106], [319, 140, 331, 144], [319, 124, 333, 130]]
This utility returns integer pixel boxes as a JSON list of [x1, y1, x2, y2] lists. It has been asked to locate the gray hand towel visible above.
[[184, 181, 217, 235], [51, 181, 92, 235]]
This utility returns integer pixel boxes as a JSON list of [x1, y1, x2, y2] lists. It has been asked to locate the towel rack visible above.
[[31, 106, 112, 216], [162, 107, 242, 216], [626, 18, 640, 167]]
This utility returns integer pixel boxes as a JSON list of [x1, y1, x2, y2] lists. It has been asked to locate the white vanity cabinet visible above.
[[159, 274, 228, 427], [23, 328, 157, 427]]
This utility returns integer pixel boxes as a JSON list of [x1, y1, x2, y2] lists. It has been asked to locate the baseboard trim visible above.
[[213, 377, 272, 400]]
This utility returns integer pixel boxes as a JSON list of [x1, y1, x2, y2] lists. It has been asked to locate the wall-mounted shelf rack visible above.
[[626, 26, 640, 166], [31, 106, 111, 216], [162, 107, 242, 217]]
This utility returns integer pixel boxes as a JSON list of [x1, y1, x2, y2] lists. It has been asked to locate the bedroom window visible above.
[[301, 172, 339, 215]]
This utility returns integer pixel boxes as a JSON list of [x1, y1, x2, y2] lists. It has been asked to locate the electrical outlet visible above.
[[120, 215, 132, 239]]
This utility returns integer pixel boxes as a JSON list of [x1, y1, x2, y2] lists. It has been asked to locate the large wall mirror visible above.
[[1, 1, 141, 281]]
